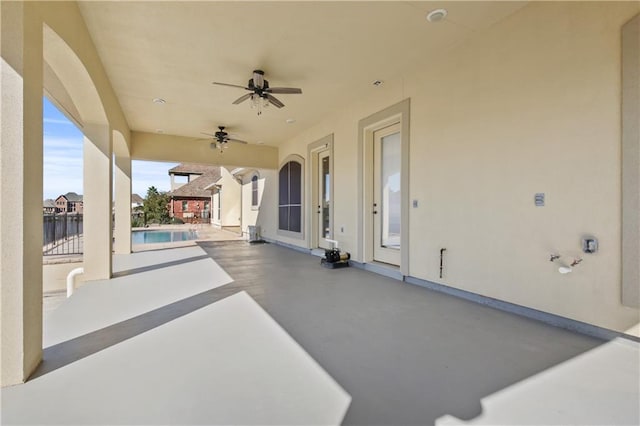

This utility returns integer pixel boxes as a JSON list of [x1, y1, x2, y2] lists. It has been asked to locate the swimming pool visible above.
[[132, 230, 198, 244]]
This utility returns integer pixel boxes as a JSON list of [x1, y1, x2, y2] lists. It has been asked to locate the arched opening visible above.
[[43, 24, 112, 281]]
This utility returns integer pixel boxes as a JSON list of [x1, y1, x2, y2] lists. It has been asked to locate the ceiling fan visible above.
[[200, 126, 248, 152], [213, 70, 302, 114]]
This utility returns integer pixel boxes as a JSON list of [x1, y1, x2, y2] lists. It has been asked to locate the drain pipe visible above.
[[325, 239, 339, 249], [66, 267, 84, 298]]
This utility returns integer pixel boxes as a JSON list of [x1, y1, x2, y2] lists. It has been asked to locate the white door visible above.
[[317, 149, 332, 249], [373, 123, 401, 265]]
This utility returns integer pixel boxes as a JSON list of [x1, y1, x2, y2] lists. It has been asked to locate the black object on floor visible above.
[[322, 248, 351, 269], [321, 258, 350, 269]]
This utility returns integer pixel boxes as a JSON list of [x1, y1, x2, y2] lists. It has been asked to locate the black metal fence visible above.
[[43, 213, 83, 255]]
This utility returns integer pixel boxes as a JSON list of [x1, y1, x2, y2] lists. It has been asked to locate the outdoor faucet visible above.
[[570, 258, 583, 267]]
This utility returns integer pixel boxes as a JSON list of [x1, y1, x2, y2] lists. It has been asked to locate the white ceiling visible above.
[[78, 1, 528, 147]]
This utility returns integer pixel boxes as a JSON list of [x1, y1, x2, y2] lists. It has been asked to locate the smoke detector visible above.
[[426, 9, 448, 23]]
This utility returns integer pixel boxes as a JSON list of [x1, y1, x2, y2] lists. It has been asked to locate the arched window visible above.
[[251, 175, 259, 208], [279, 160, 303, 234]]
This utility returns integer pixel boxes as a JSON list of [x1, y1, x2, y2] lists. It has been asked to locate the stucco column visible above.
[[83, 123, 112, 281], [113, 151, 132, 254], [0, 1, 44, 386]]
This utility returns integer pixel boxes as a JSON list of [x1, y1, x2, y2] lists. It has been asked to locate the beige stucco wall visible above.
[[239, 170, 269, 236], [621, 14, 640, 308], [264, 2, 640, 332], [250, 169, 278, 239], [132, 131, 278, 169], [211, 168, 241, 228]]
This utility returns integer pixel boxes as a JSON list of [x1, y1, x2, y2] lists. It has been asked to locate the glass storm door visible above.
[[317, 149, 332, 249], [373, 123, 401, 265]]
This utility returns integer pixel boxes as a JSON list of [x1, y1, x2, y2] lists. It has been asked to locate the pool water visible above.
[[132, 230, 198, 244]]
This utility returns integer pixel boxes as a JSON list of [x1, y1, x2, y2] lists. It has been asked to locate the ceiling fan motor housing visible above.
[[248, 79, 269, 94], [212, 69, 301, 110]]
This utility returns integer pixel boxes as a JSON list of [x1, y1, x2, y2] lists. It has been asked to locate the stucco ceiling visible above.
[[78, 1, 528, 147]]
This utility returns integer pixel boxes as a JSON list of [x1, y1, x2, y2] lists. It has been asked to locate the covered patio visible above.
[[1, 1, 639, 424]]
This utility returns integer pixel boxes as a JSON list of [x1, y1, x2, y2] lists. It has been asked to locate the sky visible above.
[[43, 97, 177, 200]]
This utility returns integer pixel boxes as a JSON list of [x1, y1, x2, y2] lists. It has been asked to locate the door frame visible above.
[[358, 99, 410, 276], [373, 122, 402, 265], [308, 134, 334, 249]]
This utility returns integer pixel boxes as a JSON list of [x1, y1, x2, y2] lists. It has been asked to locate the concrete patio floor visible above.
[[41, 223, 245, 295], [3, 241, 639, 425]]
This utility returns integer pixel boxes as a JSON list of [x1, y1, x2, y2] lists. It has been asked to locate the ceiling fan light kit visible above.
[[213, 69, 302, 116]]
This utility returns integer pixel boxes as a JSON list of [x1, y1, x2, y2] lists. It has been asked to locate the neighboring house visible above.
[[168, 164, 220, 223], [43, 199, 56, 214], [131, 193, 144, 210], [55, 192, 83, 214], [168, 163, 215, 191], [131, 193, 144, 218]]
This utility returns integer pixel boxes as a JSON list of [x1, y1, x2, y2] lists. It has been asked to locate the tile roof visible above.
[[168, 163, 217, 175], [131, 193, 144, 204], [58, 192, 83, 202], [44, 199, 56, 208], [170, 168, 222, 198]]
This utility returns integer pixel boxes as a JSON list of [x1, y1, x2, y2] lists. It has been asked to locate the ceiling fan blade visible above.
[[228, 138, 248, 144], [253, 70, 264, 89], [212, 82, 249, 90], [232, 93, 253, 105], [200, 132, 216, 137], [266, 87, 302, 94], [265, 94, 285, 108]]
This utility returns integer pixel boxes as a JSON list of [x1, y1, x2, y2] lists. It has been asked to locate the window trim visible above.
[[251, 173, 260, 210], [216, 191, 221, 221], [277, 154, 305, 239]]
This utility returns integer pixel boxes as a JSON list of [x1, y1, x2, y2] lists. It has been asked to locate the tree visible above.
[[142, 186, 171, 225]]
